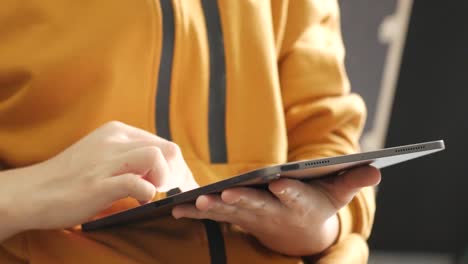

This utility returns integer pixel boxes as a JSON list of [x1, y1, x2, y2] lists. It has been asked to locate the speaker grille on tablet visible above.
[[395, 146, 426, 153], [304, 159, 330, 167]]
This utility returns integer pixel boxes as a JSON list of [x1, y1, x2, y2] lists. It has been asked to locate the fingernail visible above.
[[224, 196, 245, 205], [198, 195, 213, 210], [173, 214, 185, 220], [226, 196, 240, 205], [275, 189, 286, 195], [172, 209, 183, 219]]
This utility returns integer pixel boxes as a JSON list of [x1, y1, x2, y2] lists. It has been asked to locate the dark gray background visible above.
[[339, 0, 397, 133], [340, 0, 468, 259]]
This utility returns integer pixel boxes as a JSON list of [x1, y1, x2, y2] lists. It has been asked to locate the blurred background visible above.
[[338, 0, 468, 263]]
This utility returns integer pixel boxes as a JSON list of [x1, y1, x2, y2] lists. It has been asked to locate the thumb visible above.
[[319, 166, 381, 210]]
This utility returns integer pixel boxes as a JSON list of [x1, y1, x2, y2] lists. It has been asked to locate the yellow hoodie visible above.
[[0, 0, 375, 263]]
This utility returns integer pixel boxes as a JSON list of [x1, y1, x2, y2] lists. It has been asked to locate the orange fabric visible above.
[[0, 0, 375, 263]]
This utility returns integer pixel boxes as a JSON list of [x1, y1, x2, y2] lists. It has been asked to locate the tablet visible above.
[[82, 140, 445, 231]]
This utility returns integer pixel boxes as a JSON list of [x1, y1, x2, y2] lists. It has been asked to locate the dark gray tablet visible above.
[[82, 140, 444, 231]]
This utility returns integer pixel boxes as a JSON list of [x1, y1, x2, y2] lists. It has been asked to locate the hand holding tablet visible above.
[[83, 140, 445, 231]]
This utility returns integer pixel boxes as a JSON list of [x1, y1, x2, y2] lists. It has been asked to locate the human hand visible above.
[[172, 166, 380, 256], [1, 121, 198, 233]]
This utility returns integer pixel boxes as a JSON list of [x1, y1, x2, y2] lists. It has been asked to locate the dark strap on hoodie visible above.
[[203, 219, 227, 264]]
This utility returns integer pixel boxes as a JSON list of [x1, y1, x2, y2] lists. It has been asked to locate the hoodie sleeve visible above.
[[273, 0, 376, 262]]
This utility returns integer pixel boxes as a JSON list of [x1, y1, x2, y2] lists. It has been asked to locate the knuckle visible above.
[[123, 175, 139, 192], [291, 192, 301, 203], [103, 120, 124, 130], [145, 146, 164, 161], [283, 191, 299, 205], [257, 200, 268, 211], [288, 193, 303, 209], [164, 142, 181, 160], [143, 147, 169, 187]]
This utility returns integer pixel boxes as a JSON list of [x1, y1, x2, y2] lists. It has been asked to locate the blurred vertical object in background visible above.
[[367, 0, 468, 260], [339, 0, 412, 151], [340, 0, 468, 262]]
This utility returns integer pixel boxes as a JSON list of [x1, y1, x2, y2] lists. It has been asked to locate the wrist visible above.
[[0, 164, 44, 240], [17, 163, 51, 231], [0, 200, 24, 242], [0, 170, 29, 241]]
